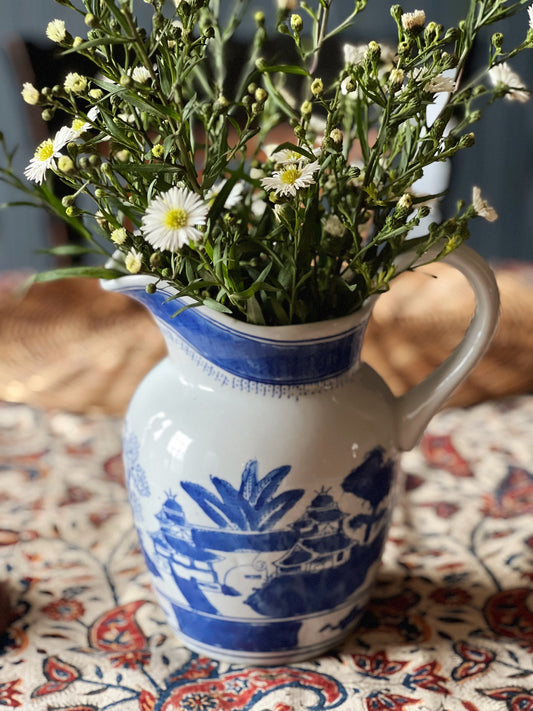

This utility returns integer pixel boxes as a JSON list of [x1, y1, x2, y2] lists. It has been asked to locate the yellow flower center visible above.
[[72, 118, 85, 133], [280, 166, 301, 185], [164, 207, 188, 229], [35, 139, 55, 162]]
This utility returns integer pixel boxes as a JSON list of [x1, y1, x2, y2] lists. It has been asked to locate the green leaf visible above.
[[32, 266, 126, 282], [201, 297, 232, 314], [260, 64, 310, 77], [117, 163, 183, 177], [36, 245, 103, 257], [268, 142, 315, 162], [245, 296, 266, 325], [61, 36, 133, 54]]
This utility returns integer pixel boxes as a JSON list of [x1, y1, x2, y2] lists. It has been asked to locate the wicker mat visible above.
[[0, 262, 532, 416]]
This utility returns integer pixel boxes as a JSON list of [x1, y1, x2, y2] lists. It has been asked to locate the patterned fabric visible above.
[[0, 396, 532, 710]]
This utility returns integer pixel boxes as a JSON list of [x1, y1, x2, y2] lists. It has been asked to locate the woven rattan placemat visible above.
[[1, 263, 532, 415]]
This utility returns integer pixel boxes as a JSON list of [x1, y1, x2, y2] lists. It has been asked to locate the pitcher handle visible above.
[[395, 244, 500, 451]]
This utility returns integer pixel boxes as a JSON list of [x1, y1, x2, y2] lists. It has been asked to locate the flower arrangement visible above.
[[1, 0, 532, 325]]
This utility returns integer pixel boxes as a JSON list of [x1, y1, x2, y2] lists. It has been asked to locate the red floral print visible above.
[[42, 598, 85, 621], [0, 679, 23, 707]]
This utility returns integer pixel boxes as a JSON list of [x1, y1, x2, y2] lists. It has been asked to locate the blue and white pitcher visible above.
[[103, 244, 499, 664]]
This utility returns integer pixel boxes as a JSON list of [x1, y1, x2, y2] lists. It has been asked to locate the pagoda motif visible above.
[[274, 489, 356, 575]]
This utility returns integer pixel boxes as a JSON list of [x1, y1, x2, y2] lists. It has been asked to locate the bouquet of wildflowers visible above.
[[2, 0, 532, 324]]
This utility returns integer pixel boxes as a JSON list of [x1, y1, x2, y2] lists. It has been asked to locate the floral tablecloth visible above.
[[0, 395, 532, 711]]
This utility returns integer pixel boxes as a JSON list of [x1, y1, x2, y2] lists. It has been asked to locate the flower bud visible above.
[[389, 67, 404, 91], [125, 249, 142, 274], [152, 143, 165, 158], [300, 99, 312, 117], [111, 227, 128, 245], [254, 87, 267, 103], [341, 77, 357, 95], [64, 72, 87, 93], [213, 95, 230, 113], [311, 78, 323, 97], [115, 150, 130, 162], [145, 282, 157, 294], [84, 13, 98, 28], [424, 21, 441, 43], [58, 156, 75, 174], [61, 195, 75, 207], [491, 32, 504, 50], [390, 5, 403, 23], [397, 40, 412, 58], [46, 19, 68, 44], [459, 132, 475, 148], [441, 52, 459, 69], [329, 128, 343, 147], [290, 14, 303, 34], [395, 193, 413, 219], [444, 27, 460, 42], [365, 41, 381, 65], [254, 11, 265, 26], [21, 82, 40, 105], [150, 252, 164, 268]]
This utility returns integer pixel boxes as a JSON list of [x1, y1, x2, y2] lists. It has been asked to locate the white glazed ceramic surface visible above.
[[103, 244, 500, 664]]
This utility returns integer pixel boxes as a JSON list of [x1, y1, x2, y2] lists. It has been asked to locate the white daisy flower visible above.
[[343, 43, 367, 66], [488, 62, 530, 103], [472, 186, 498, 222], [401, 9, 426, 31], [63, 106, 100, 142], [268, 147, 307, 165], [24, 126, 71, 184], [205, 180, 244, 209], [141, 186, 209, 251], [131, 66, 152, 84], [260, 160, 320, 197], [324, 214, 345, 237], [118, 112, 136, 124], [528, 4, 533, 29], [424, 74, 456, 94]]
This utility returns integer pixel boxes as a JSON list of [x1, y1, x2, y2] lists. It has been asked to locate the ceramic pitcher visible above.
[[102, 244, 499, 664]]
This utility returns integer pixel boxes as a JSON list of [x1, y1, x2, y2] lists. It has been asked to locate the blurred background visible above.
[[1, 0, 532, 273]]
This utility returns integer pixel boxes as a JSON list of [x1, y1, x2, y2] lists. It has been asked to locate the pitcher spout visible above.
[[101, 269, 376, 387]]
